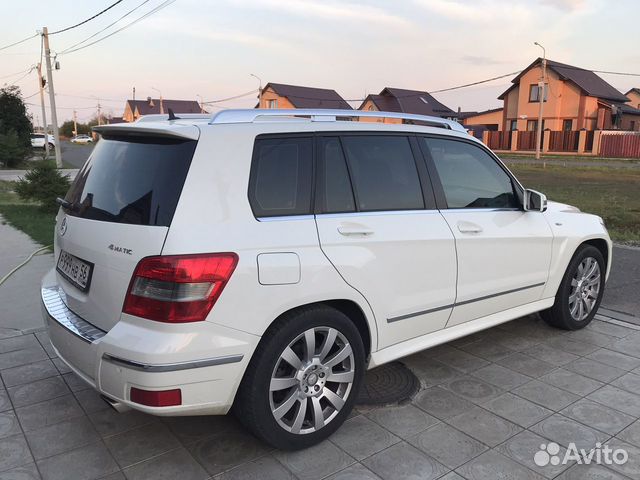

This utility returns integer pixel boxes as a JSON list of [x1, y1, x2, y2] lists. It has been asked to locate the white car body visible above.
[[41, 109, 611, 421], [30, 133, 55, 148], [70, 135, 93, 144]]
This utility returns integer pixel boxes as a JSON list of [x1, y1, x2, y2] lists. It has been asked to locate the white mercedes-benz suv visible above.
[[42, 109, 611, 450]]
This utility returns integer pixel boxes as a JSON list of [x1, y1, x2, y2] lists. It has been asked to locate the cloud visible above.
[[539, 0, 587, 11], [460, 55, 509, 66], [224, 0, 411, 28]]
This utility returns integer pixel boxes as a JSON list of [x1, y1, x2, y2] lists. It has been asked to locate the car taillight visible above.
[[123, 253, 238, 323]]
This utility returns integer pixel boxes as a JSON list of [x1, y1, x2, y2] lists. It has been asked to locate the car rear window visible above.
[[63, 134, 197, 226]]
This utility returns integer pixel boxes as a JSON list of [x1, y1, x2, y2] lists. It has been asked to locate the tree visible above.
[[60, 120, 91, 137], [0, 86, 33, 167], [15, 162, 70, 213]]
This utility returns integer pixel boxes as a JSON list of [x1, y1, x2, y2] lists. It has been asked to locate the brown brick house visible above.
[[123, 97, 204, 122], [358, 87, 455, 123], [257, 83, 352, 110]]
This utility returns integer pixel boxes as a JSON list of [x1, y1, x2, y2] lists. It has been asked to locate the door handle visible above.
[[337, 225, 374, 236], [457, 221, 483, 234]]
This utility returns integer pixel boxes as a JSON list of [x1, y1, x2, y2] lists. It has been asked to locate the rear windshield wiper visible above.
[[56, 197, 79, 212]]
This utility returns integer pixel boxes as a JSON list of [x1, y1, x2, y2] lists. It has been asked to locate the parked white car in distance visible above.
[[41, 108, 612, 450], [30, 133, 55, 149], [70, 134, 93, 144]]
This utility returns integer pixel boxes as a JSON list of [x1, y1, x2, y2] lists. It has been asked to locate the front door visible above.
[[314, 135, 457, 349], [419, 136, 553, 327]]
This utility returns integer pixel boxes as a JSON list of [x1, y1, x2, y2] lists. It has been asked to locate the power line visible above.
[[0, 33, 39, 52], [59, 0, 152, 54], [49, 0, 124, 35], [202, 89, 259, 104], [60, 0, 177, 55], [430, 71, 521, 94], [0, 67, 33, 80]]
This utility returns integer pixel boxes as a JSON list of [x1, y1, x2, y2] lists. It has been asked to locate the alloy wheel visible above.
[[269, 326, 355, 434], [568, 256, 601, 321]]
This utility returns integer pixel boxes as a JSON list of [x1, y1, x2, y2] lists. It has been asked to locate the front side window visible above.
[[341, 136, 424, 212], [249, 137, 312, 217], [423, 138, 520, 209]]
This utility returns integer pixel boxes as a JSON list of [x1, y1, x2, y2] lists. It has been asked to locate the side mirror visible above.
[[524, 189, 547, 212]]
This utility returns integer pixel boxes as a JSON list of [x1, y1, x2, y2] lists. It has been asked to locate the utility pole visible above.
[[251, 73, 262, 107], [151, 87, 163, 114], [534, 42, 547, 167], [36, 61, 49, 157], [42, 27, 62, 168], [97, 101, 102, 126], [73, 110, 77, 136]]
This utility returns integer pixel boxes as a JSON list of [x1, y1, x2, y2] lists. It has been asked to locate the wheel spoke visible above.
[[570, 299, 580, 316], [585, 274, 601, 287], [304, 330, 316, 362], [583, 260, 597, 280], [273, 390, 298, 420], [318, 328, 337, 361], [577, 298, 584, 319], [291, 398, 307, 434], [323, 388, 345, 410], [281, 346, 303, 370], [311, 396, 325, 430], [324, 344, 353, 369], [571, 278, 578, 287], [327, 371, 354, 383], [270, 377, 298, 391]]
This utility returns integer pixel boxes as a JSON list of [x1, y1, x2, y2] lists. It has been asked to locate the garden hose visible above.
[[0, 245, 52, 287]]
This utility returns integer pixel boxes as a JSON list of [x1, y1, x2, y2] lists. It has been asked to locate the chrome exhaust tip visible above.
[[101, 394, 131, 413]]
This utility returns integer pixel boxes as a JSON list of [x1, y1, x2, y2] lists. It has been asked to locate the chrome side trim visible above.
[[41, 286, 106, 343], [102, 353, 244, 372], [387, 282, 546, 323]]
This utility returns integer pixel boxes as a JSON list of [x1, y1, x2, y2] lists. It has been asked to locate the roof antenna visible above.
[[167, 108, 180, 121]]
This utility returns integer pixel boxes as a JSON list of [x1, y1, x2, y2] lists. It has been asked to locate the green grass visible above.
[[511, 164, 640, 243], [0, 181, 55, 247]]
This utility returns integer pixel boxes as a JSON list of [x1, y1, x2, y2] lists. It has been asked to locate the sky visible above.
[[2, 0, 639, 123]]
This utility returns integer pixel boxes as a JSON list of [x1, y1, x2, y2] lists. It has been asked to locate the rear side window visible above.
[[64, 135, 196, 226], [249, 137, 313, 217], [317, 137, 355, 213], [423, 137, 519, 209], [341, 136, 424, 212]]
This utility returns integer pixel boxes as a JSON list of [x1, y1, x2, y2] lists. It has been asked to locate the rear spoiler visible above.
[[92, 123, 200, 141]]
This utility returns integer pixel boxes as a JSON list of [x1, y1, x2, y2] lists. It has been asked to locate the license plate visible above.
[[56, 250, 94, 292]]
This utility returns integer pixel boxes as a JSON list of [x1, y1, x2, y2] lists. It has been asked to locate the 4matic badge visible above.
[[108, 244, 133, 255]]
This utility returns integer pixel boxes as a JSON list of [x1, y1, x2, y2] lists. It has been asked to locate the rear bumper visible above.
[[41, 268, 259, 416]]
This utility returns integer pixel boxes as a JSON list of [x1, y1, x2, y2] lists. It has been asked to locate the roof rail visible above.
[[135, 113, 211, 123], [209, 109, 467, 132]]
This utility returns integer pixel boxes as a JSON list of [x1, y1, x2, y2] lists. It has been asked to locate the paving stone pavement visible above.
[[1, 314, 640, 479]]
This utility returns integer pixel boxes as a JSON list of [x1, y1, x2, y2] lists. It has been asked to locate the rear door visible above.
[[419, 136, 553, 327], [314, 134, 457, 349], [54, 130, 198, 332]]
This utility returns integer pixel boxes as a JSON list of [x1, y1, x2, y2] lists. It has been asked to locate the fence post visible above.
[[482, 130, 490, 146], [511, 131, 519, 151], [543, 129, 551, 153], [577, 129, 587, 154], [592, 130, 602, 156]]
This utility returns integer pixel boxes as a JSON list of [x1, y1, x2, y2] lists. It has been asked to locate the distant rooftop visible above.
[[264, 83, 352, 109], [360, 87, 455, 118]]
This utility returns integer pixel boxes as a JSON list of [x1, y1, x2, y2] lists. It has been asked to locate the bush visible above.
[[0, 129, 29, 168], [14, 162, 70, 212]]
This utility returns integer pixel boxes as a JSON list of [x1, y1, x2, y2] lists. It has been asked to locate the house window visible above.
[[267, 99, 278, 109], [527, 120, 538, 131], [509, 120, 518, 131], [529, 84, 548, 102], [563, 119, 573, 131], [631, 121, 637, 131]]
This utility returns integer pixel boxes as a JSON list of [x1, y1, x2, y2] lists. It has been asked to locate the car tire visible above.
[[541, 244, 605, 330], [234, 305, 365, 450]]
